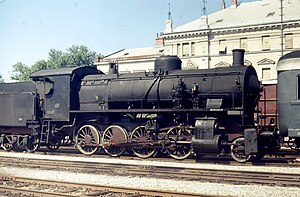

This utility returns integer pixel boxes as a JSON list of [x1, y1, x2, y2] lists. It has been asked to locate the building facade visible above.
[[95, 47, 163, 74], [95, 0, 300, 84], [159, 0, 300, 84]]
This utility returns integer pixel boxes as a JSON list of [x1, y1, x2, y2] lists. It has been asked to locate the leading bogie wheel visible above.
[[130, 126, 157, 159], [166, 126, 192, 160], [230, 137, 251, 163], [75, 124, 100, 155], [102, 125, 128, 157]]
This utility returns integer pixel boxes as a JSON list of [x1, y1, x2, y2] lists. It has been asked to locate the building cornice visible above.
[[161, 19, 300, 40]]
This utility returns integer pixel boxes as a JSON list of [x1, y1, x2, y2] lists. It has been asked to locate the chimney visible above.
[[232, 49, 245, 67], [231, 0, 238, 8]]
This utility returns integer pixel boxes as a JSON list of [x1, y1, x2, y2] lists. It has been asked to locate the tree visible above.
[[47, 49, 68, 69], [66, 45, 97, 66], [31, 60, 48, 72], [11, 62, 32, 82], [10, 45, 101, 81]]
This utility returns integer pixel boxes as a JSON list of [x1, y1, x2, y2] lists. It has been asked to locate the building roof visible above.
[[99, 47, 164, 62], [173, 0, 300, 33]]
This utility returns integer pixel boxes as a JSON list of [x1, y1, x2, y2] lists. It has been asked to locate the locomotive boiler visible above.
[[0, 49, 264, 162], [77, 49, 261, 161]]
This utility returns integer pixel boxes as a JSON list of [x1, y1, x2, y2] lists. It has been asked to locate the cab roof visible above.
[[30, 66, 100, 80]]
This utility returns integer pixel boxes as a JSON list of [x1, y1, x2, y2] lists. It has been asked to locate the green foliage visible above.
[[32, 60, 48, 72], [11, 45, 102, 81], [47, 49, 68, 69], [66, 45, 97, 66], [11, 62, 32, 81]]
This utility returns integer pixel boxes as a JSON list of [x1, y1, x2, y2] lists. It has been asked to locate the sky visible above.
[[0, 0, 253, 81]]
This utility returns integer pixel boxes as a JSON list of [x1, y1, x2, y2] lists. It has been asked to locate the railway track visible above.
[[6, 146, 300, 167], [0, 155, 300, 187], [39, 147, 300, 165], [0, 176, 207, 197]]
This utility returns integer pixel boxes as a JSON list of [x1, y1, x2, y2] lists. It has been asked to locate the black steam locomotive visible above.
[[0, 49, 298, 162]]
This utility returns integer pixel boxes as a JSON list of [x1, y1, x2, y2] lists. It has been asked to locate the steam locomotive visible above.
[[0, 49, 299, 162]]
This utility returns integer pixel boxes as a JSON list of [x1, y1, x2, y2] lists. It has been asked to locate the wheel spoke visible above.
[[81, 128, 86, 136], [104, 133, 112, 140], [107, 129, 113, 138], [79, 133, 85, 138]]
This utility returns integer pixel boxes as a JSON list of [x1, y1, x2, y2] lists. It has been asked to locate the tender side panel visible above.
[[0, 93, 36, 127]]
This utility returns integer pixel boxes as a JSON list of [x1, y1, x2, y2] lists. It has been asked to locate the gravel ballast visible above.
[[0, 151, 300, 196], [0, 151, 299, 174]]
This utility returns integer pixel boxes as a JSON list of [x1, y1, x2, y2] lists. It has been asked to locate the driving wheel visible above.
[[131, 126, 157, 158], [75, 124, 100, 155], [166, 126, 192, 160], [102, 125, 128, 157]]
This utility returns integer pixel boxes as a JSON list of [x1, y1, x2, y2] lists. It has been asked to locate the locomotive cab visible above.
[[30, 66, 99, 121]]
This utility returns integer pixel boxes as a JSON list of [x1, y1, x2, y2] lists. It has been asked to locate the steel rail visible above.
[[0, 156, 300, 187], [0, 176, 213, 197], [0, 185, 73, 197]]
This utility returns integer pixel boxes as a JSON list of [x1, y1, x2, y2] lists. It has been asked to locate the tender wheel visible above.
[[130, 126, 157, 159], [25, 136, 40, 152], [231, 137, 251, 163], [1, 136, 14, 151], [288, 138, 300, 152], [166, 126, 192, 160], [75, 125, 100, 155], [102, 125, 128, 157], [46, 137, 60, 151]]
